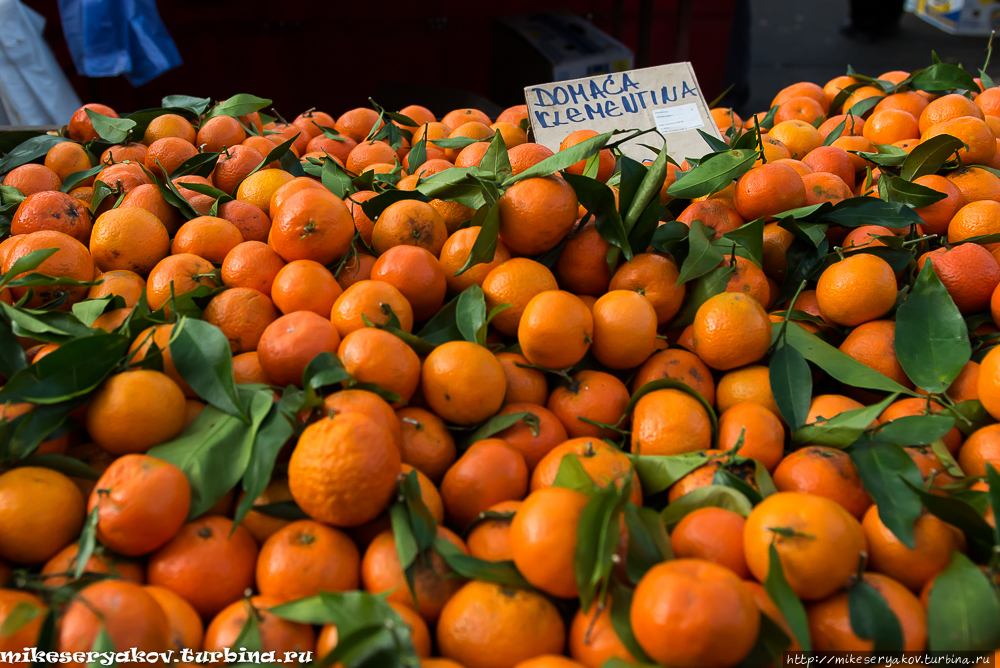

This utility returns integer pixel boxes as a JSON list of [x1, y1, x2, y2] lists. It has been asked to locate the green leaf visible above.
[[473, 130, 512, 183], [0, 248, 58, 289], [623, 503, 672, 584], [988, 463, 1000, 546], [84, 109, 137, 144], [821, 196, 923, 229], [781, 322, 915, 395], [660, 485, 753, 528], [733, 612, 793, 668], [148, 388, 271, 518], [669, 265, 735, 329], [72, 295, 117, 326], [769, 345, 812, 431], [624, 142, 669, 235], [562, 173, 632, 263], [18, 453, 101, 480], [432, 537, 531, 589], [722, 217, 765, 268], [87, 627, 116, 668], [416, 294, 463, 345], [575, 477, 633, 611], [203, 94, 272, 123], [764, 543, 812, 651], [551, 453, 600, 496], [821, 117, 849, 147], [320, 156, 353, 199], [849, 578, 904, 652], [900, 135, 966, 180], [928, 552, 1000, 651], [162, 95, 212, 116], [249, 500, 309, 520], [170, 317, 247, 422], [953, 399, 993, 436], [455, 200, 501, 277], [1, 398, 83, 460], [0, 302, 94, 342], [74, 506, 101, 579], [502, 132, 613, 186], [849, 437, 923, 548], [172, 152, 220, 179], [629, 451, 717, 496], [895, 260, 971, 394], [609, 580, 656, 664], [0, 135, 75, 176], [677, 220, 726, 285], [0, 323, 26, 380], [389, 502, 420, 601], [793, 394, 896, 448], [903, 479, 995, 563], [911, 63, 980, 93], [873, 414, 956, 447], [882, 175, 948, 208], [0, 334, 129, 405], [667, 149, 759, 199], [0, 601, 43, 638], [456, 284, 488, 345], [847, 95, 885, 117], [461, 411, 535, 450], [59, 165, 104, 194], [232, 405, 294, 529]]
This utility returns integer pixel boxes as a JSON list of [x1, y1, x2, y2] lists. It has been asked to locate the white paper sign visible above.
[[524, 62, 722, 164]]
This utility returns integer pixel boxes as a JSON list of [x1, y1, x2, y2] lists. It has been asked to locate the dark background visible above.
[[19, 0, 1000, 121]]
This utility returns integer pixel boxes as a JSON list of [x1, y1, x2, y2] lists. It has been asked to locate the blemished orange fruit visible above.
[[255, 519, 360, 602], [441, 438, 528, 527], [396, 406, 457, 483], [919, 244, 1000, 314], [773, 446, 872, 519], [437, 580, 566, 668], [631, 388, 712, 456], [744, 492, 867, 600], [947, 166, 1000, 204], [361, 526, 467, 624], [808, 572, 928, 651], [330, 279, 414, 336], [212, 144, 264, 195], [3, 163, 62, 196], [269, 189, 355, 264], [803, 171, 852, 206], [630, 559, 760, 668], [547, 370, 630, 439], [11, 190, 92, 242], [734, 162, 806, 221], [146, 516, 258, 618], [257, 311, 341, 387], [439, 227, 513, 294], [632, 348, 716, 405], [217, 199, 271, 242], [724, 254, 771, 306], [338, 327, 421, 403], [88, 454, 191, 556], [372, 199, 448, 257], [590, 290, 658, 370], [816, 253, 897, 326], [202, 287, 278, 353], [509, 486, 590, 599], [498, 175, 579, 255], [57, 580, 170, 664], [270, 259, 341, 317], [0, 467, 85, 565], [692, 292, 772, 371], [518, 290, 594, 370], [85, 370, 187, 455], [862, 505, 964, 592]]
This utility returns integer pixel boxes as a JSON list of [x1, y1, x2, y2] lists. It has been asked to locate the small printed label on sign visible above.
[[523, 62, 722, 163], [652, 103, 705, 134]]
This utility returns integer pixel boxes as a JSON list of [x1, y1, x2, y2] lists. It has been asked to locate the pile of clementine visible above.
[[1, 56, 1000, 668]]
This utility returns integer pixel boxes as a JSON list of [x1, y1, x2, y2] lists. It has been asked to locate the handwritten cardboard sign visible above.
[[524, 62, 722, 164]]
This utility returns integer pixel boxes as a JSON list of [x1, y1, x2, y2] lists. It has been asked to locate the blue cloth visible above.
[[56, 0, 181, 86]]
